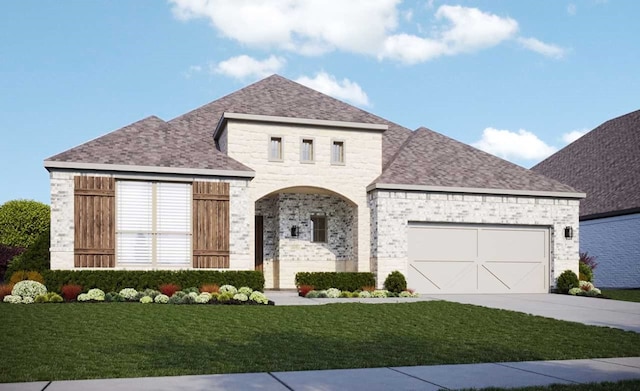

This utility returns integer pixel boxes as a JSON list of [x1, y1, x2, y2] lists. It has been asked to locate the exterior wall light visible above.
[[564, 226, 573, 239], [291, 225, 299, 238]]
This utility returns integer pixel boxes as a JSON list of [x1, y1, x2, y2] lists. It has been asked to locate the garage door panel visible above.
[[479, 229, 548, 262], [479, 263, 546, 293], [408, 226, 477, 261], [409, 261, 476, 293]]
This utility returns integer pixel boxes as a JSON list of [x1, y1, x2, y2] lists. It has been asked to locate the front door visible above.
[[254, 215, 264, 271]]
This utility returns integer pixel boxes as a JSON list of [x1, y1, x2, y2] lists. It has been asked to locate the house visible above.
[[532, 110, 640, 288], [44, 75, 584, 293]]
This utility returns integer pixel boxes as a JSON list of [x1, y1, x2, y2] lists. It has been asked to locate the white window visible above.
[[331, 140, 345, 164], [117, 181, 191, 267], [311, 215, 327, 243], [269, 136, 283, 161], [301, 138, 314, 162]]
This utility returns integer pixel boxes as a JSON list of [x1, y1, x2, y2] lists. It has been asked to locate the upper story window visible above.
[[331, 140, 345, 164], [269, 136, 283, 161], [301, 138, 314, 162]]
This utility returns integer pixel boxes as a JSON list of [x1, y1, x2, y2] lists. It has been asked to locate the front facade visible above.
[[46, 75, 583, 292]]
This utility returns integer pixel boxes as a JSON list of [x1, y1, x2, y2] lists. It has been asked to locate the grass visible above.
[[459, 379, 640, 390], [602, 289, 640, 303], [2, 301, 640, 383]]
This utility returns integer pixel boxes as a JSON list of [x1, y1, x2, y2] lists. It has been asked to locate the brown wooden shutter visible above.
[[74, 176, 115, 267], [192, 181, 230, 268]]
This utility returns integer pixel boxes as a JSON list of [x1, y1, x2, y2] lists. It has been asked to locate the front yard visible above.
[[602, 289, 640, 303], [2, 301, 640, 383]]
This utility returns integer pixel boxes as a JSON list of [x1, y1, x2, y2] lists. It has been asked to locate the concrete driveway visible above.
[[424, 294, 640, 333]]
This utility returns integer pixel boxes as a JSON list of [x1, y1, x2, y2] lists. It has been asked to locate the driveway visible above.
[[424, 294, 640, 333]]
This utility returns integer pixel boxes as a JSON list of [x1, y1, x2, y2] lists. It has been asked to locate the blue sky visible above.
[[1, 0, 638, 205]]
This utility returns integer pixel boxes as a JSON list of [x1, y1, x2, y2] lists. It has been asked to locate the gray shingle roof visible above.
[[374, 127, 578, 193], [532, 109, 640, 217]]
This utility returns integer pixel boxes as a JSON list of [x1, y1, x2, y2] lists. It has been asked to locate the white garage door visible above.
[[408, 224, 550, 294]]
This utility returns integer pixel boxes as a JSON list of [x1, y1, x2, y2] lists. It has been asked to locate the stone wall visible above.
[[369, 190, 580, 289], [581, 213, 640, 288], [48, 170, 251, 271]]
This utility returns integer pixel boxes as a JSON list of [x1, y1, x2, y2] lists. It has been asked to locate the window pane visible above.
[[332, 141, 344, 163], [157, 182, 191, 232], [117, 233, 152, 264], [311, 216, 327, 243], [302, 139, 313, 161], [117, 181, 152, 231], [157, 234, 190, 265], [270, 137, 282, 160]]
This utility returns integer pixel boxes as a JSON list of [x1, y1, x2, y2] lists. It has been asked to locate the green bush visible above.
[[0, 200, 50, 248], [42, 270, 264, 293], [579, 260, 594, 282], [383, 271, 407, 293], [556, 270, 579, 294], [5, 229, 50, 281], [295, 272, 375, 291]]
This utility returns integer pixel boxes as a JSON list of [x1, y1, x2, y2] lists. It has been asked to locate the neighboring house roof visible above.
[[371, 127, 580, 196], [532, 109, 640, 218]]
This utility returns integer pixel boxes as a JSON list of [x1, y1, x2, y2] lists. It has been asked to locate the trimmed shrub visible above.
[[579, 259, 594, 282], [5, 229, 50, 279], [12, 280, 47, 298], [556, 270, 579, 294], [295, 272, 375, 291], [10, 271, 44, 285], [42, 270, 264, 293], [0, 199, 50, 248], [0, 244, 25, 281], [61, 284, 83, 301], [383, 271, 407, 293]]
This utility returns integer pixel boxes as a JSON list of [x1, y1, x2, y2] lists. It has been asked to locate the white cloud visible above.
[[212, 55, 286, 80], [183, 65, 202, 78], [295, 72, 370, 107], [562, 129, 587, 144], [473, 127, 557, 161], [517, 37, 566, 59], [567, 3, 577, 15], [170, 0, 562, 64]]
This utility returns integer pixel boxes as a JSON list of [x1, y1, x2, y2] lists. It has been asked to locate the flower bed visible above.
[[302, 287, 419, 299]]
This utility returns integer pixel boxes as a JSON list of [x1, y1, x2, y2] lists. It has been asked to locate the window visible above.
[[269, 136, 283, 161], [311, 215, 327, 243], [301, 138, 314, 162], [116, 181, 191, 267], [331, 140, 345, 164]]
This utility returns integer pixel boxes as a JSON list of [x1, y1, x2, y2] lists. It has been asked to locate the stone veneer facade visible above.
[[49, 170, 252, 271], [369, 190, 580, 289]]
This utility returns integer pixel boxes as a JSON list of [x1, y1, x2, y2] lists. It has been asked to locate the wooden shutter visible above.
[[192, 182, 230, 268], [74, 176, 115, 267]]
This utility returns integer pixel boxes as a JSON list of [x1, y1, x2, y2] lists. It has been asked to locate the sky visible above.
[[1, 0, 639, 205]]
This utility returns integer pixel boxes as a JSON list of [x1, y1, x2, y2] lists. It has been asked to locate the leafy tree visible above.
[[0, 199, 50, 248]]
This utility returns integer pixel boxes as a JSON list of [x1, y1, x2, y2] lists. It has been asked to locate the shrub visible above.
[[233, 293, 248, 302], [195, 293, 211, 304], [42, 270, 264, 293], [34, 292, 63, 303], [183, 287, 199, 294], [3, 295, 22, 303], [305, 290, 320, 298], [249, 291, 268, 304], [579, 259, 594, 282], [297, 284, 314, 297], [105, 292, 125, 302], [339, 290, 351, 298], [358, 291, 371, 298], [216, 292, 233, 302], [200, 284, 219, 293], [12, 280, 47, 298], [77, 293, 90, 302], [579, 252, 598, 270], [400, 291, 413, 298], [154, 294, 169, 304], [361, 285, 375, 292], [325, 288, 341, 298], [579, 280, 595, 292], [0, 283, 14, 300], [0, 244, 25, 281], [180, 295, 195, 304], [159, 283, 181, 297], [0, 200, 50, 248], [9, 271, 44, 285], [60, 284, 82, 301], [372, 290, 388, 298], [140, 296, 153, 304], [556, 270, 579, 294], [384, 271, 407, 293], [568, 287, 582, 295], [238, 286, 253, 295], [219, 285, 237, 295], [22, 296, 34, 304], [119, 288, 138, 301], [5, 229, 50, 278], [86, 288, 105, 301], [141, 288, 160, 299], [295, 272, 376, 291], [168, 295, 182, 305]]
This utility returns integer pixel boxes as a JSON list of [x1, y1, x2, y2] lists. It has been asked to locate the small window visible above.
[[301, 138, 314, 162], [311, 215, 327, 243], [269, 136, 283, 161], [331, 140, 345, 164]]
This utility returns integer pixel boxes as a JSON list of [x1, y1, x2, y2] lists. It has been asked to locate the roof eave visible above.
[[43, 160, 255, 178], [367, 183, 586, 199]]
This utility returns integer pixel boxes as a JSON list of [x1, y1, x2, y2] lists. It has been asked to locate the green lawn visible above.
[[2, 301, 640, 383], [460, 379, 640, 391], [602, 289, 640, 303]]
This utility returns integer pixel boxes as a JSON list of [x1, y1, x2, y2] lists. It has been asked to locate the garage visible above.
[[408, 223, 550, 294]]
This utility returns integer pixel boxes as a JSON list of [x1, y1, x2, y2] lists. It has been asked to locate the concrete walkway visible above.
[[2, 357, 639, 391], [266, 290, 640, 333]]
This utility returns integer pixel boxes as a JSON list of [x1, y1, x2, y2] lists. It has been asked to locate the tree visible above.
[[0, 199, 50, 248]]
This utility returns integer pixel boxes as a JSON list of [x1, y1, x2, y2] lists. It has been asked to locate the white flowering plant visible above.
[[119, 288, 138, 301], [77, 293, 90, 302], [372, 290, 388, 298], [325, 288, 341, 298], [22, 296, 34, 304], [86, 288, 105, 301], [219, 285, 237, 295], [238, 286, 253, 295], [249, 291, 268, 304], [358, 291, 371, 298], [568, 287, 582, 295], [139, 296, 153, 304], [233, 293, 248, 302], [154, 294, 169, 304], [195, 293, 211, 304], [3, 295, 22, 304], [12, 280, 47, 299]]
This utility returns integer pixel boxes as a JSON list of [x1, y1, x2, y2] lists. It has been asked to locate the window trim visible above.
[[268, 135, 284, 162], [331, 139, 345, 165], [311, 215, 327, 243], [300, 137, 315, 163]]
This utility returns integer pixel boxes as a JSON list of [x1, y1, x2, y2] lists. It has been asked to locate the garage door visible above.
[[408, 224, 549, 294]]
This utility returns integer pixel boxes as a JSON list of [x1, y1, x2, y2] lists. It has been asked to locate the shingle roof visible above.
[[374, 127, 578, 194], [532, 109, 640, 217], [47, 75, 411, 171]]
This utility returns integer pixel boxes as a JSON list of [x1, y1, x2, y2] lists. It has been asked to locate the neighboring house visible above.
[[532, 110, 640, 288], [45, 75, 584, 293]]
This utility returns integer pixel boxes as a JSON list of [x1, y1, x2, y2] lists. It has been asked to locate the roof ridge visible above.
[[380, 128, 419, 173]]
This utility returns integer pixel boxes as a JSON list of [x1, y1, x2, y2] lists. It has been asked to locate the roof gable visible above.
[[532, 109, 640, 217], [374, 127, 579, 195]]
